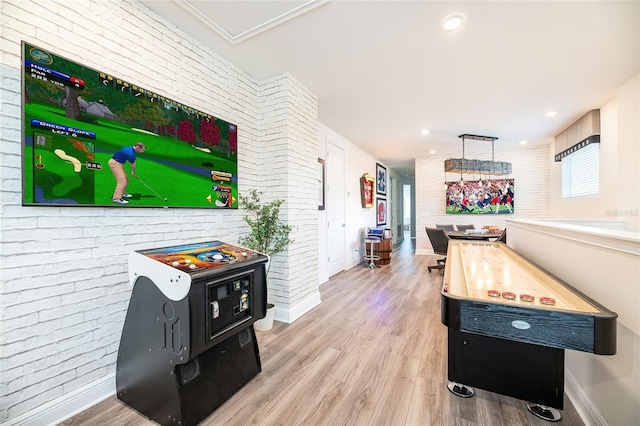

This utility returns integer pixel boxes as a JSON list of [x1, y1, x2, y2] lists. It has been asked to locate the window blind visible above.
[[561, 143, 599, 198]]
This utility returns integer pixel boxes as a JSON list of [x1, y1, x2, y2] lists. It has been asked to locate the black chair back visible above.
[[456, 224, 475, 231], [435, 224, 455, 232], [426, 227, 450, 256]]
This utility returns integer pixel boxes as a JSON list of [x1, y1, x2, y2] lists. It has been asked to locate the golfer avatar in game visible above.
[[108, 142, 146, 204]]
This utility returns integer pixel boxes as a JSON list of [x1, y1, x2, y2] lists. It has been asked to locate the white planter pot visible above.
[[254, 303, 275, 331]]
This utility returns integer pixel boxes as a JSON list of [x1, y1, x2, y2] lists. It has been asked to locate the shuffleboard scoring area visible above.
[[441, 240, 617, 421]]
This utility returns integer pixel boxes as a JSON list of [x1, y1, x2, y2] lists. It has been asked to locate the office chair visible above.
[[435, 224, 455, 232], [426, 227, 450, 273], [456, 224, 475, 232]]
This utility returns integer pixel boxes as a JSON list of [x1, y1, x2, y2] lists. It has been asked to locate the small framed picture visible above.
[[376, 163, 387, 196], [376, 197, 387, 226], [360, 174, 375, 208], [318, 158, 325, 210]]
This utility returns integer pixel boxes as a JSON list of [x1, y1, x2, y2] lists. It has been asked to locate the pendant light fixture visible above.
[[444, 134, 512, 177]]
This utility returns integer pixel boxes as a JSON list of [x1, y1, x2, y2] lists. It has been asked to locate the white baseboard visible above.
[[274, 290, 321, 324], [565, 369, 606, 426], [3, 374, 115, 426]]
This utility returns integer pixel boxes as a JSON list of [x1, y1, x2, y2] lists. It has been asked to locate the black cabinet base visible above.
[[117, 327, 261, 426], [447, 328, 564, 410]]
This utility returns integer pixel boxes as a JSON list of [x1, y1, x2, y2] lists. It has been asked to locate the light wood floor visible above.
[[62, 239, 584, 425]]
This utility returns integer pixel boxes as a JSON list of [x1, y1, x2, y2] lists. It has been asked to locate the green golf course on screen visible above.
[[22, 42, 238, 209]]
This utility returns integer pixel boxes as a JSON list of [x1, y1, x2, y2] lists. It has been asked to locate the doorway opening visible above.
[[403, 184, 412, 240]]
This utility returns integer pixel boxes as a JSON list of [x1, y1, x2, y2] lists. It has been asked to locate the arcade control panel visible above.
[[128, 241, 266, 300], [135, 241, 261, 273], [205, 272, 252, 342], [127, 241, 269, 350]]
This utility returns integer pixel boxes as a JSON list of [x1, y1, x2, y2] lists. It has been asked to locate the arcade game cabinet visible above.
[[116, 241, 269, 426]]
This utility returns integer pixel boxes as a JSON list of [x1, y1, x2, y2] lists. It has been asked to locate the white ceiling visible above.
[[140, 0, 640, 177]]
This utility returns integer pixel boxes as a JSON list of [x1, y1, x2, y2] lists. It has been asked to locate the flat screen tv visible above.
[[446, 179, 514, 214], [21, 41, 238, 208]]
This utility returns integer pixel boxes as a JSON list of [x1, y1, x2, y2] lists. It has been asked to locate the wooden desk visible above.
[[441, 240, 617, 417], [447, 231, 502, 240]]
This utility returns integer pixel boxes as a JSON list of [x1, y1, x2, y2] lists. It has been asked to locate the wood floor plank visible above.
[[261, 348, 345, 425], [62, 238, 585, 426], [300, 380, 353, 425], [406, 377, 445, 425], [324, 336, 399, 425], [369, 354, 420, 425]]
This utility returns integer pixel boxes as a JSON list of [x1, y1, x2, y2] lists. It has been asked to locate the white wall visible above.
[[415, 143, 552, 255], [506, 219, 640, 425], [615, 74, 640, 232], [388, 169, 404, 245], [543, 72, 640, 425], [0, 0, 318, 422], [550, 73, 640, 232], [317, 122, 381, 281], [260, 73, 321, 323]]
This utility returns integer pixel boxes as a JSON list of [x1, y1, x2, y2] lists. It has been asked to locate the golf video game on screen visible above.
[[22, 42, 238, 209]]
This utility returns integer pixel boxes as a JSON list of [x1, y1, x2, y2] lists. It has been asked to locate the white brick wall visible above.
[[415, 144, 551, 255], [0, 0, 319, 421], [256, 73, 320, 314]]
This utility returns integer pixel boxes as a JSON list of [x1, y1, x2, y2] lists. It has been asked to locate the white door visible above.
[[326, 141, 345, 276], [390, 176, 399, 244]]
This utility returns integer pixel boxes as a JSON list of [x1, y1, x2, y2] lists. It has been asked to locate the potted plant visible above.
[[238, 189, 293, 330]]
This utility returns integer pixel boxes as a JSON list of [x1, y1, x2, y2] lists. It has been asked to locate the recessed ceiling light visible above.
[[519, 140, 528, 145], [545, 111, 557, 117], [429, 150, 436, 154], [442, 13, 465, 31], [421, 129, 430, 135]]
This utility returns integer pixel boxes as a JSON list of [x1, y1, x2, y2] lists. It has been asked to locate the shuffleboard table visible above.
[[441, 240, 617, 421]]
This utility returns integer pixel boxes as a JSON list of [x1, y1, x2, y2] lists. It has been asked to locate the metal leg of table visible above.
[[527, 404, 562, 422], [364, 239, 381, 268], [447, 381, 474, 398]]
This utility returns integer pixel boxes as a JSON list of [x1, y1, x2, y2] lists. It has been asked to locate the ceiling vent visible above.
[[554, 109, 600, 161]]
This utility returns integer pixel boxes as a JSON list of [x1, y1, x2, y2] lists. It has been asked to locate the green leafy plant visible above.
[[238, 189, 293, 259]]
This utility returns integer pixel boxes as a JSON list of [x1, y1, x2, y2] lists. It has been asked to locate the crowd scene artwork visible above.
[[446, 179, 514, 214]]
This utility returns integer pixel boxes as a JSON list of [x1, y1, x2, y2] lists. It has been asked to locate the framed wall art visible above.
[[376, 197, 387, 226], [445, 179, 514, 214], [360, 173, 374, 208], [318, 158, 325, 210], [376, 163, 387, 195]]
